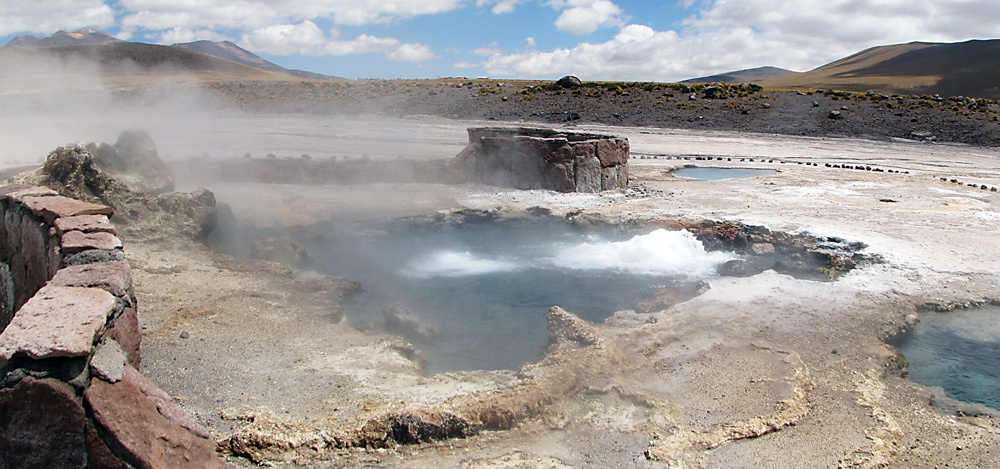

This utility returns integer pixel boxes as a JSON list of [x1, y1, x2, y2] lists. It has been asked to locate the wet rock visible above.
[[251, 236, 309, 268], [633, 281, 709, 313], [0, 377, 87, 468], [383, 302, 441, 341]]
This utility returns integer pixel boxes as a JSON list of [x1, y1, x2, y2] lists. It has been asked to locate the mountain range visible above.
[[0, 28, 341, 82], [2, 29, 999, 99]]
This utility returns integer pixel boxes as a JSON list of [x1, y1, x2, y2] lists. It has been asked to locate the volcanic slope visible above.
[[762, 39, 1000, 100]]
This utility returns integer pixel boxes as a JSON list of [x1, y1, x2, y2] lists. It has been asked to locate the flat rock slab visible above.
[[61, 231, 123, 253], [53, 214, 117, 235], [20, 195, 114, 225], [0, 285, 117, 360], [50, 260, 132, 297], [85, 365, 226, 469], [0, 185, 58, 202]]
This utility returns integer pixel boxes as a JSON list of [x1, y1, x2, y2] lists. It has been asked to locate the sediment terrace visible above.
[[6, 115, 999, 467], [124, 119, 1000, 467]]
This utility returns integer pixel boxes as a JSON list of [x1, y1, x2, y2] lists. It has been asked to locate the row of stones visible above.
[[0, 184, 226, 468]]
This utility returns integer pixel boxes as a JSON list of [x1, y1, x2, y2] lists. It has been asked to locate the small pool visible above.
[[896, 306, 1000, 414], [306, 222, 735, 373], [674, 167, 777, 180]]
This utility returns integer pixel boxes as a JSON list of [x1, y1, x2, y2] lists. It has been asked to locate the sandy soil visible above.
[[132, 118, 1000, 467]]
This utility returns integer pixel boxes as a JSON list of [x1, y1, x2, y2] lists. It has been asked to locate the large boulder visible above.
[[93, 130, 175, 195], [13, 141, 220, 242], [556, 76, 582, 88]]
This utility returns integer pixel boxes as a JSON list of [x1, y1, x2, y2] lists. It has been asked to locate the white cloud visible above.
[[549, 0, 625, 35], [0, 0, 115, 36], [476, 0, 529, 15], [157, 27, 230, 44], [525, 37, 536, 48], [477, 0, 1000, 81], [239, 22, 435, 62], [240, 21, 328, 55], [119, 0, 465, 30], [387, 43, 436, 62]]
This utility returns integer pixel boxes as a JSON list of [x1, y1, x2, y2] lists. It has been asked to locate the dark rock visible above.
[[633, 282, 709, 313], [556, 76, 582, 88], [383, 303, 440, 341], [93, 130, 175, 195], [0, 377, 87, 468], [63, 249, 127, 266], [828, 110, 843, 119], [251, 236, 309, 267]]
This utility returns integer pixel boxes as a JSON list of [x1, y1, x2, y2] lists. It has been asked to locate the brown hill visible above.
[[682, 66, 798, 84], [172, 40, 341, 80], [0, 41, 299, 86], [762, 39, 1000, 99]]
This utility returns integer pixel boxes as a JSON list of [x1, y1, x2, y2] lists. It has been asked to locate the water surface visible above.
[[307, 223, 733, 372], [674, 167, 777, 180], [896, 306, 1000, 413]]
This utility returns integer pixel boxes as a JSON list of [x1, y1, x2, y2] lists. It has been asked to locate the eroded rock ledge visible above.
[[0, 184, 226, 468]]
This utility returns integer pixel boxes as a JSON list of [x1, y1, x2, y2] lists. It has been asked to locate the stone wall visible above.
[[0, 184, 226, 468], [453, 127, 630, 192]]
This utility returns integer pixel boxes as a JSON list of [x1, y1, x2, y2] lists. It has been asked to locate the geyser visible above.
[[305, 222, 733, 373]]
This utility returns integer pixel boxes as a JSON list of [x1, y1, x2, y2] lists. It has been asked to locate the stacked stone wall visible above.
[[0, 184, 226, 468], [456, 127, 629, 193]]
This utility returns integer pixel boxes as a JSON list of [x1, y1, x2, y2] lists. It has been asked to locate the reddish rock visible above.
[[574, 141, 596, 159], [596, 139, 626, 167], [0, 285, 116, 360], [0, 185, 58, 202], [101, 307, 141, 368], [54, 214, 117, 235], [86, 423, 127, 469], [85, 366, 226, 469], [60, 231, 123, 253], [122, 366, 211, 439], [544, 161, 576, 193], [0, 377, 87, 468], [601, 166, 619, 191], [50, 261, 132, 297], [20, 195, 114, 224]]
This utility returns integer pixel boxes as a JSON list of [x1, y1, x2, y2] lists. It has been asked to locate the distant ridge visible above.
[[1, 28, 121, 49], [172, 40, 342, 80], [762, 39, 1000, 99], [682, 66, 798, 84], [0, 29, 340, 83]]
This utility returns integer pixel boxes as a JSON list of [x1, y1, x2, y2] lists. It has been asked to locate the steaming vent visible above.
[[304, 222, 732, 373]]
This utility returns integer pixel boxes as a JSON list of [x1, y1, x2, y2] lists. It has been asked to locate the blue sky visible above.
[[2, 0, 999, 81]]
